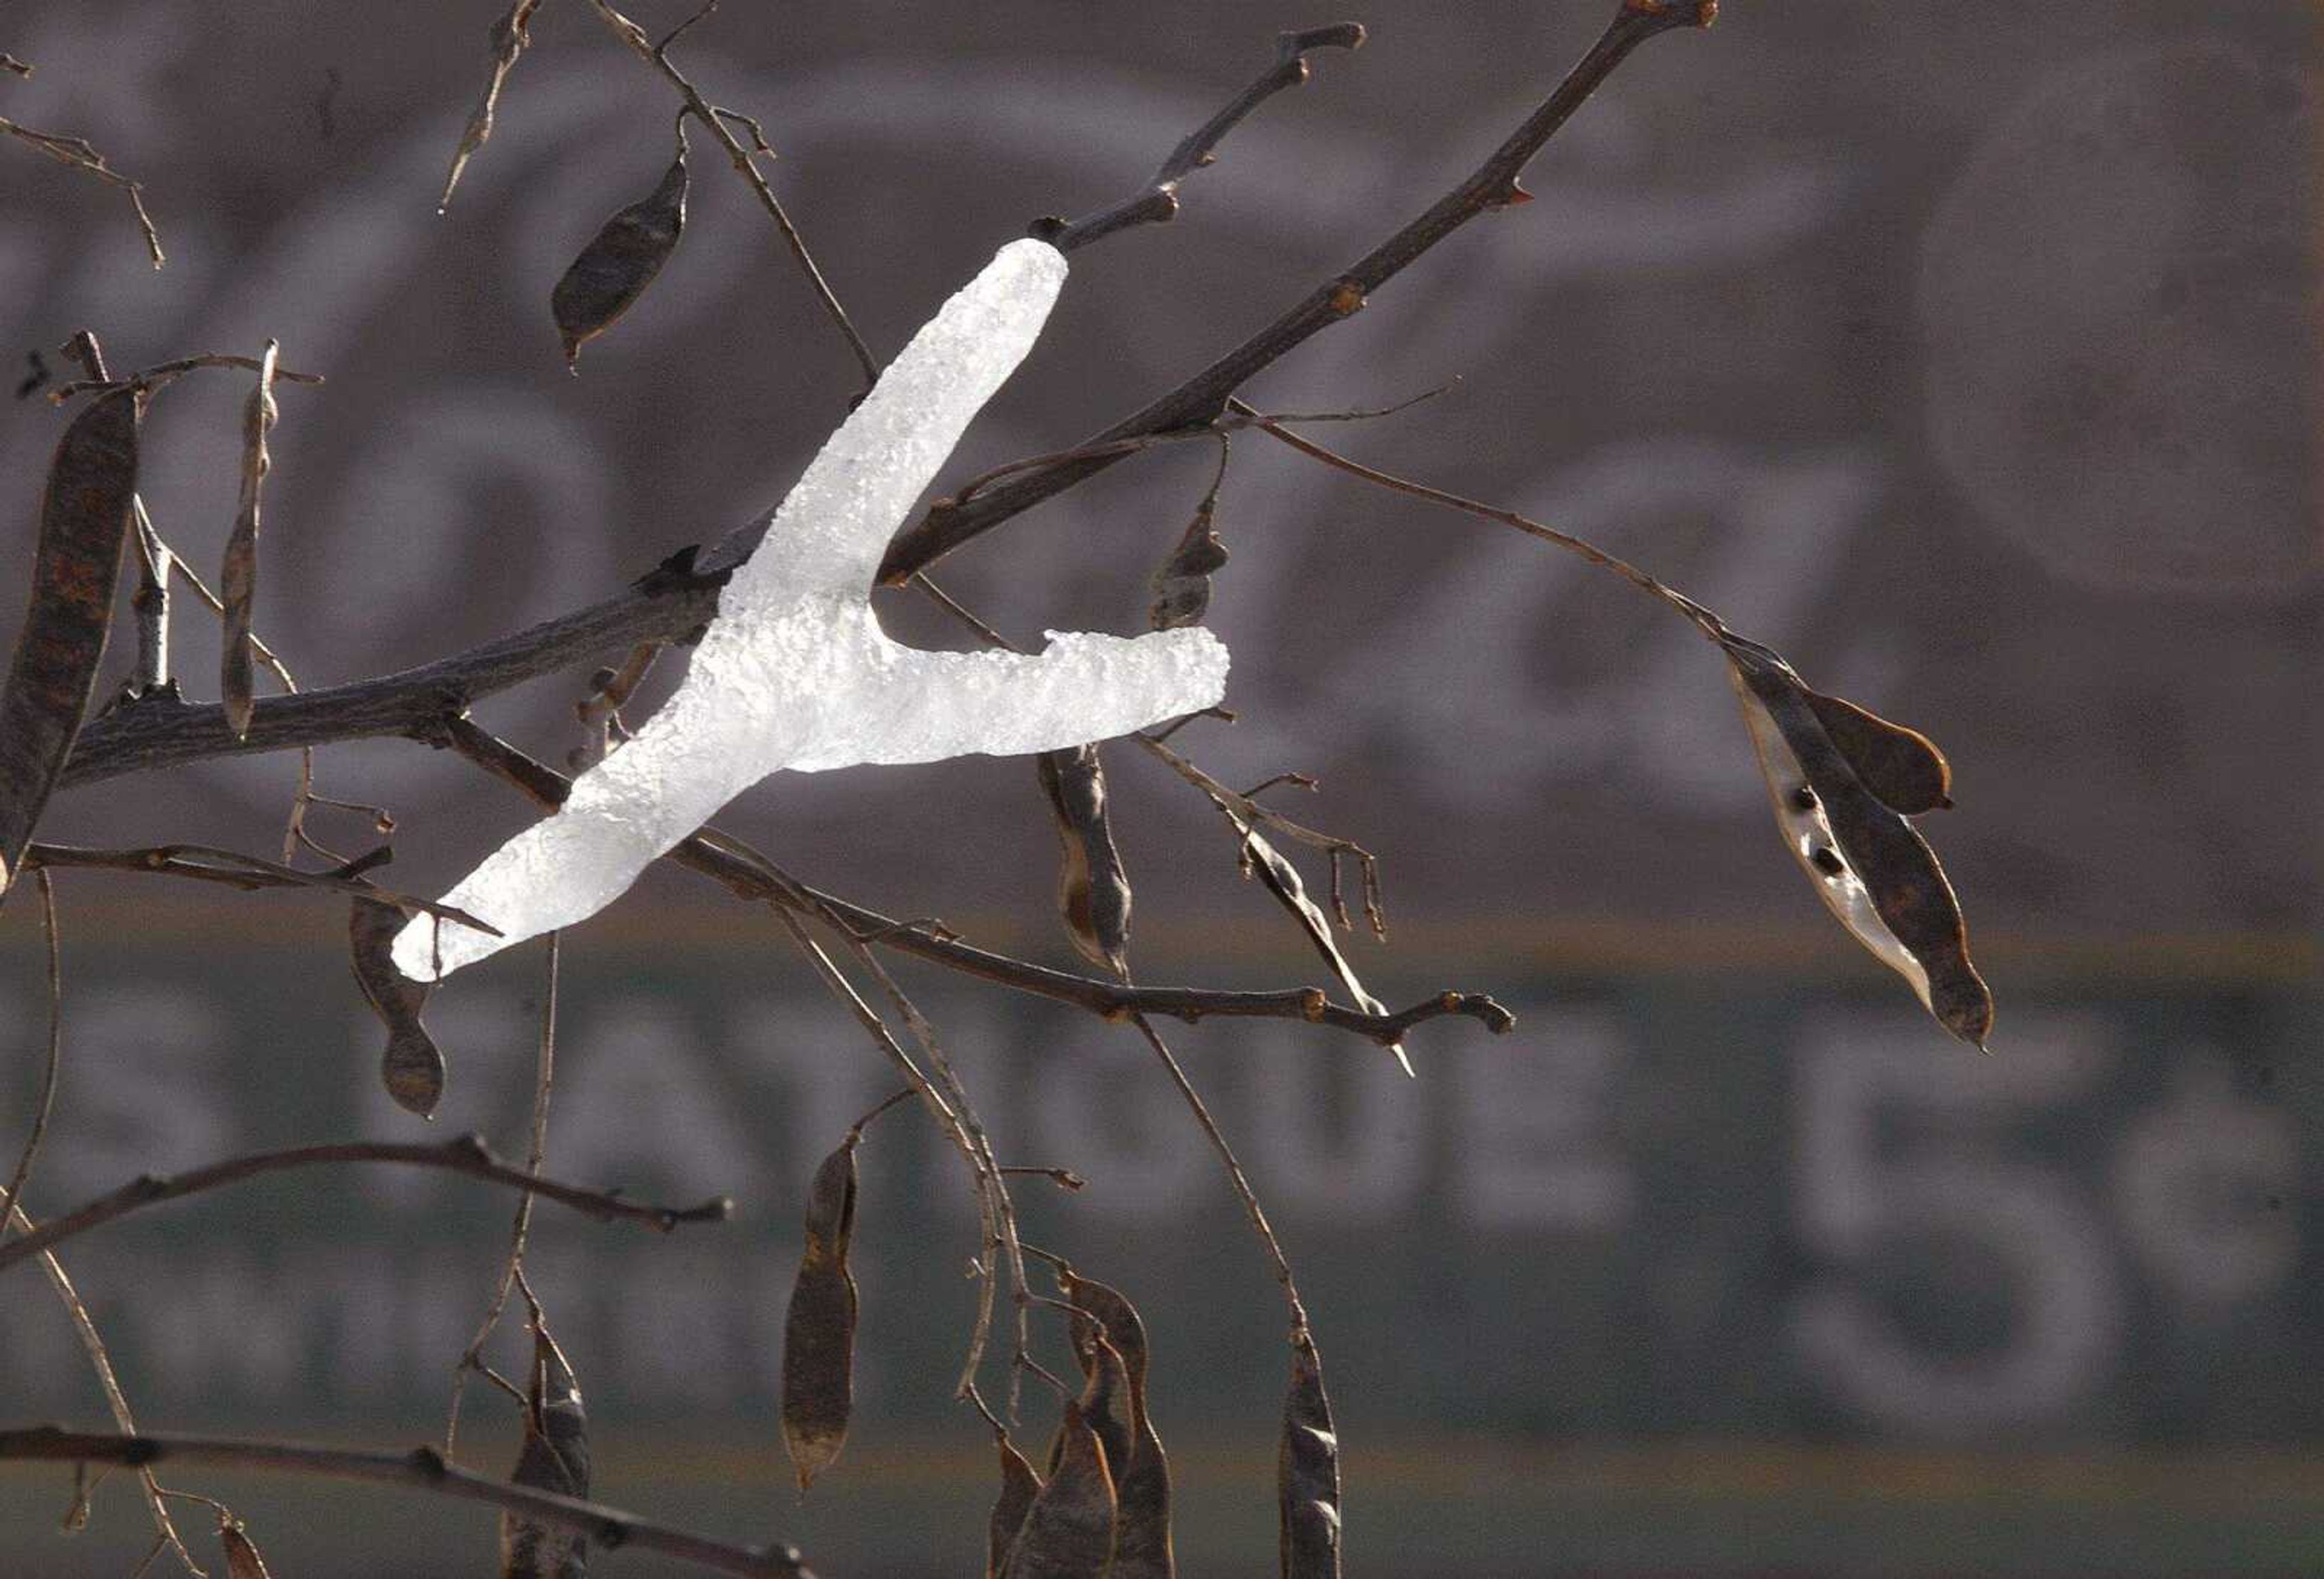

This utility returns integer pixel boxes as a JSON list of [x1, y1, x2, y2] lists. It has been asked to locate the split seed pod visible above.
[[781, 1135, 859, 1492], [218, 340, 279, 739], [1721, 633, 1992, 1047], [1060, 1272, 1174, 1579], [219, 1518, 275, 1579], [551, 149, 688, 371], [1147, 478, 1229, 631], [986, 1434, 1044, 1579], [502, 1327, 591, 1579], [350, 896, 446, 1117], [1037, 744, 1132, 977], [1235, 819, 1412, 1076], [1278, 1328, 1342, 1578], [0, 388, 139, 900], [1005, 1400, 1117, 1579]]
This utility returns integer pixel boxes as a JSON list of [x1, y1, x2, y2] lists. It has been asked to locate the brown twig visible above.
[[0, 1428, 816, 1579], [436, 718, 1511, 1048], [0, 873, 62, 1244], [0, 1137, 730, 1277], [439, 0, 543, 212], [20, 842, 499, 933], [0, 116, 163, 267], [585, 0, 877, 388], [47, 354, 322, 404], [876, 0, 1715, 583], [1037, 24, 1366, 254]]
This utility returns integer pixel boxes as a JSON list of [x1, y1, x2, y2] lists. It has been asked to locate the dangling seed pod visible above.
[[986, 1433, 1044, 1579], [1278, 1328, 1341, 1578], [1233, 818, 1412, 1076], [1005, 1400, 1117, 1579], [218, 1518, 275, 1579], [1062, 1272, 1175, 1579], [349, 896, 446, 1117], [1037, 744, 1132, 977], [781, 1135, 859, 1492], [502, 1326, 591, 1578], [550, 143, 689, 372]]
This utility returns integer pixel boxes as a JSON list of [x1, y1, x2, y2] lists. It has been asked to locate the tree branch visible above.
[[875, 0, 1713, 583], [0, 1428, 815, 1579], [0, 1137, 731, 1277]]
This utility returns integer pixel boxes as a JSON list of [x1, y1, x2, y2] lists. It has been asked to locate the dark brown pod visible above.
[[551, 152, 688, 371], [1721, 632, 1992, 1048], [986, 1434, 1044, 1579], [1147, 485, 1229, 631], [0, 389, 139, 901], [1005, 1400, 1117, 1579], [1237, 822, 1411, 1076], [1036, 744, 1131, 977], [502, 1328, 591, 1578], [1278, 1328, 1342, 1579], [219, 1519, 275, 1579], [1061, 1273, 1173, 1579], [349, 896, 445, 1118], [781, 1136, 859, 1492]]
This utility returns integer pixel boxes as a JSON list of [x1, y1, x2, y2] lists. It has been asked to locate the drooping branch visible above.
[[875, 0, 1715, 583], [0, 1428, 816, 1579], [0, 1136, 731, 1277], [439, 717, 1513, 1048], [22, 842, 500, 934], [0, 116, 163, 267]]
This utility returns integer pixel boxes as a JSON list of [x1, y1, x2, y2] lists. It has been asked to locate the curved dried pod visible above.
[[0, 388, 140, 902], [986, 1433, 1044, 1579], [1278, 1328, 1341, 1578], [1072, 1329, 1137, 1488], [1005, 1400, 1117, 1579], [1721, 633, 1991, 1048], [781, 1135, 859, 1492], [551, 144, 689, 371], [502, 1327, 592, 1578], [218, 340, 280, 739], [1060, 1273, 1173, 1579], [1146, 466, 1229, 631], [1232, 816, 1412, 1077], [1037, 744, 1131, 977], [349, 896, 445, 1118], [219, 1517, 275, 1579]]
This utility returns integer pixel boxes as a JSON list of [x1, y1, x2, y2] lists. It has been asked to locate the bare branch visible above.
[[0, 116, 163, 266], [0, 1137, 730, 1277], [0, 872, 62, 1244], [0, 1428, 815, 1579], [21, 842, 501, 934]]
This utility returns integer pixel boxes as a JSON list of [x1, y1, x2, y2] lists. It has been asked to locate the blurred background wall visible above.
[[0, 1, 2316, 1573]]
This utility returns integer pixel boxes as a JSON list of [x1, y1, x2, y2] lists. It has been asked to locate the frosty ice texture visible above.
[[393, 239, 1229, 981]]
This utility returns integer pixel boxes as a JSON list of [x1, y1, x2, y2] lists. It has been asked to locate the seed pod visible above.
[[1721, 633, 1992, 1048], [1236, 820, 1412, 1076], [441, 0, 543, 212], [1060, 1273, 1173, 1579], [1005, 1400, 1117, 1579], [502, 1328, 591, 1579], [1278, 1328, 1341, 1579], [218, 340, 279, 739], [0, 388, 139, 901], [551, 151, 689, 371], [1036, 744, 1131, 977], [1147, 481, 1229, 631], [349, 896, 445, 1117], [781, 1135, 859, 1492], [1072, 1329, 1137, 1486], [219, 1518, 275, 1579], [986, 1434, 1043, 1579]]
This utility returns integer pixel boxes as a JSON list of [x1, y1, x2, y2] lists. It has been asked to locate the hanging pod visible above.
[[1037, 744, 1132, 977], [349, 896, 447, 1117], [550, 139, 689, 370], [1278, 1328, 1341, 1578], [502, 1326, 591, 1579], [1062, 1271, 1175, 1579], [780, 1135, 860, 1492], [1003, 1400, 1117, 1579]]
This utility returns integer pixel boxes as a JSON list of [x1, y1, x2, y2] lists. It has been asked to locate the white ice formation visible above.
[[393, 238, 1229, 981]]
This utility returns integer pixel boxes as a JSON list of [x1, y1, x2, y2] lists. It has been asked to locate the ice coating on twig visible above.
[[393, 240, 1228, 981]]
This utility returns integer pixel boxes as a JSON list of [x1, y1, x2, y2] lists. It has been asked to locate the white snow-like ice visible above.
[[393, 238, 1229, 981]]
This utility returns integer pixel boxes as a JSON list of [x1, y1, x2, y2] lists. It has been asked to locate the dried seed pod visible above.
[[1236, 821, 1412, 1076], [349, 896, 445, 1118], [781, 1135, 859, 1492], [1278, 1328, 1342, 1579], [502, 1328, 591, 1579], [1060, 1273, 1173, 1579], [1036, 744, 1131, 976], [219, 1517, 275, 1579], [986, 1434, 1044, 1579], [1072, 1329, 1137, 1488], [1005, 1400, 1117, 1579], [1721, 633, 1992, 1048], [551, 151, 689, 371], [0, 388, 139, 900], [219, 341, 280, 740], [1147, 481, 1229, 631], [441, 0, 543, 211]]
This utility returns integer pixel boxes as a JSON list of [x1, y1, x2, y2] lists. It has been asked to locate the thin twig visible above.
[[444, 932, 560, 1463], [47, 354, 322, 404], [877, 0, 1715, 582], [0, 116, 163, 266], [0, 1137, 730, 1276], [0, 872, 62, 1244], [21, 843, 500, 934], [0, 1428, 816, 1579]]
